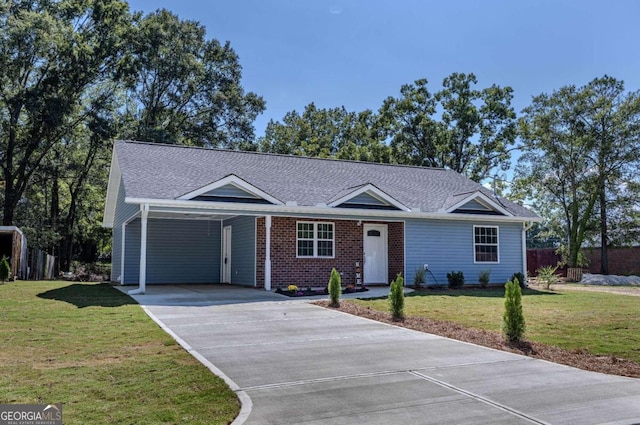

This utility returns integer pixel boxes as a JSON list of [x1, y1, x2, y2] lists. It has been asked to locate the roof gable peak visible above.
[[177, 174, 284, 205]]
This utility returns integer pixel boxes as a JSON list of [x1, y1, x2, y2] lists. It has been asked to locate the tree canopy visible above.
[[119, 9, 265, 149], [379, 73, 517, 181], [515, 76, 640, 270], [259, 103, 390, 162]]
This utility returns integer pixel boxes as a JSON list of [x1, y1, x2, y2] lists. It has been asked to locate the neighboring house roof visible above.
[[104, 140, 539, 226]]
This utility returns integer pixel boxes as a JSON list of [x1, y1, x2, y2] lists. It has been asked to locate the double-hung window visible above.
[[297, 222, 334, 258], [474, 226, 499, 263]]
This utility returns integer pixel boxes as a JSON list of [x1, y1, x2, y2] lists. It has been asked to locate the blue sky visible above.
[[127, 0, 640, 141]]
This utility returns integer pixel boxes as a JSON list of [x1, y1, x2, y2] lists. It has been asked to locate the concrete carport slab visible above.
[[123, 286, 640, 424]]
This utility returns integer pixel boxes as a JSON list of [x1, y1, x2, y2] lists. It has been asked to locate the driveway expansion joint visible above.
[[409, 370, 550, 425]]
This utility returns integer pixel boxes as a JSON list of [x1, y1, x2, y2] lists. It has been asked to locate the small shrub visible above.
[[287, 284, 299, 292], [413, 266, 426, 289], [344, 285, 356, 293], [0, 256, 9, 284], [328, 268, 341, 307], [389, 273, 405, 321], [502, 278, 526, 343], [537, 265, 559, 289], [511, 272, 526, 289], [478, 270, 491, 288], [447, 271, 464, 289]]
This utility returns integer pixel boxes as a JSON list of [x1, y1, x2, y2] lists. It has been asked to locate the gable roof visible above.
[[104, 140, 538, 226]]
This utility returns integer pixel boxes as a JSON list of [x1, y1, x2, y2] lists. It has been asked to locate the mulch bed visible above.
[[276, 287, 369, 297], [314, 300, 640, 378]]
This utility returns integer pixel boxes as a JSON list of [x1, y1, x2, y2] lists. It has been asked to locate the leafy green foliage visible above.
[[328, 268, 341, 307], [537, 265, 560, 289], [510, 272, 526, 289], [379, 73, 516, 182], [413, 266, 426, 289], [0, 256, 10, 283], [515, 76, 640, 271], [259, 104, 390, 162], [389, 273, 405, 321], [120, 9, 265, 148], [502, 279, 526, 343], [0, 0, 132, 226], [478, 270, 491, 288], [447, 271, 465, 289]]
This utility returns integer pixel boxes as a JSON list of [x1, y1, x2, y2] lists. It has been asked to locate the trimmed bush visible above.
[[502, 278, 526, 343], [328, 268, 341, 307], [511, 272, 526, 289], [478, 270, 491, 288], [447, 271, 464, 289], [389, 273, 405, 321], [0, 256, 10, 284], [413, 266, 426, 289]]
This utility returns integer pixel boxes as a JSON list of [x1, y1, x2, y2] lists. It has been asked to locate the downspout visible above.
[[522, 221, 533, 285], [129, 203, 149, 295], [264, 215, 271, 291]]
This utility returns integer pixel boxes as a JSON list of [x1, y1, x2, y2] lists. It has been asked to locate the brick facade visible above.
[[388, 221, 405, 282], [255, 216, 405, 288]]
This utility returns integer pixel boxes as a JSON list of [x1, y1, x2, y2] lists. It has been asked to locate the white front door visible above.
[[222, 225, 232, 283], [363, 223, 388, 284]]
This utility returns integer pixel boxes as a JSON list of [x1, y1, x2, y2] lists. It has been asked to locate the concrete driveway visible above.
[[124, 285, 640, 425]]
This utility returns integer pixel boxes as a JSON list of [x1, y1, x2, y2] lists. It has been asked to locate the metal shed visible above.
[[0, 226, 27, 280]]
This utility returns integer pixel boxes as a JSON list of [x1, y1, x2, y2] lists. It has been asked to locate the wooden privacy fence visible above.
[[527, 247, 640, 276]]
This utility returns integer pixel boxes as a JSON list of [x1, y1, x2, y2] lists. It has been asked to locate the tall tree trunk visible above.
[[600, 186, 609, 274]]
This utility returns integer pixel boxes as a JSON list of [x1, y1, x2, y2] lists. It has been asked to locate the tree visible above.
[[379, 73, 517, 181], [502, 278, 525, 343], [119, 9, 265, 149], [516, 77, 640, 271], [259, 103, 390, 162], [388, 273, 405, 321], [328, 267, 341, 308], [0, 0, 132, 226], [0, 256, 9, 283]]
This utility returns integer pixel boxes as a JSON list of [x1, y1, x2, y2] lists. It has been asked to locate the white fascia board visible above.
[[444, 191, 514, 217], [176, 174, 284, 205], [124, 197, 541, 223], [327, 183, 411, 212], [102, 149, 121, 228]]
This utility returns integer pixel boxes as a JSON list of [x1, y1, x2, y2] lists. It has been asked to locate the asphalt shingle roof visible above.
[[115, 140, 538, 218]]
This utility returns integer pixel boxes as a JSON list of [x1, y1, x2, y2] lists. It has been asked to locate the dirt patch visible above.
[[314, 300, 640, 378], [543, 283, 640, 297]]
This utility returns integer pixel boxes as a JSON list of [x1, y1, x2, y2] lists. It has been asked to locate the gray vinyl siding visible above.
[[458, 199, 491, 211], [123, 218, 221, 284], [405, 219, 523, 286], [203, 184, 257, 199], [222, 216, 256, 286], [111, 179, 139, 282], [344, 192, 387, 206]]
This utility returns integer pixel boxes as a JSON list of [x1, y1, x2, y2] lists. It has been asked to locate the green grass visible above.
[[0, 281, 239, 424], [353, 287, 640, 363]]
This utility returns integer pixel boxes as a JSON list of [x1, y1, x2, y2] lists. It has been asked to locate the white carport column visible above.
[[522, 221, 533, 285], [128, 203, 149, 295], [264, 215, 272, 291]]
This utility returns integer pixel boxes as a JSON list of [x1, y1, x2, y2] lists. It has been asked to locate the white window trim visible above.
[[296, 221, 335, 259], [473, 225, 500, 264]]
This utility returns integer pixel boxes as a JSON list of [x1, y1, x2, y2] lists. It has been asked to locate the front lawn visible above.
[[352, 287, 640, 364], [0, 281, 239, 425]]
